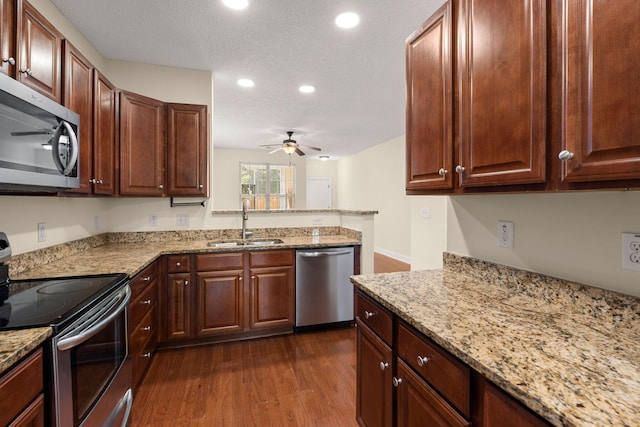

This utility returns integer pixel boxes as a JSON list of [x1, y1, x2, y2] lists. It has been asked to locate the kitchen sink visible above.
[[207, 238, 284, 247]]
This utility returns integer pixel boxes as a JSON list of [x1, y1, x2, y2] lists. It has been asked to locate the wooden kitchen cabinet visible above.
[[405, 2, 453, 192], [17, 0, 62, 102], [0, 348, 44, 427], [119, 91, 166, 196], [0, 0, 17, 76], [248, 250, 295, 329], [91, 70, 117, 195], [164, 254, 192, 341], [166, 103, 208, 197], [129, 261, 159, 388]]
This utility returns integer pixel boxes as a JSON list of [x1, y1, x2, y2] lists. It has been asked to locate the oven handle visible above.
[[105, 388, 133, 427], [57, 285, 131, 351]]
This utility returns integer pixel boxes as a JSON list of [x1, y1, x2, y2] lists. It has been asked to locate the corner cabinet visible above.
[[119, 91, 166, 196], [167, 103, 208, 197]]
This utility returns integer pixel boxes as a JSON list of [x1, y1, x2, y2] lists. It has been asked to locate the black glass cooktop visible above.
[[0, 273, 128, 331]]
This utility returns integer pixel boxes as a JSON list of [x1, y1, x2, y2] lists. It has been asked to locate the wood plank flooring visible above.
[[130, 327, 359, 427], [374, 252, 410, 273]]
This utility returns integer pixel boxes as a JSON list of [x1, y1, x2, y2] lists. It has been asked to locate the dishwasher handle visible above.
[[298, 250, 353, 258]]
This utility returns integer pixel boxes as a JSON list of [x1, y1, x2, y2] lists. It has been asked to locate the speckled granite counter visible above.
[[0, 328, 51, 374], [350, 253, 640, 427]]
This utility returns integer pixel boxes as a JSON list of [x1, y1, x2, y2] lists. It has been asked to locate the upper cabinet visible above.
[[119, 91, 166, 196], [405, 2, 453, 192], [456, 0, 547, 187], [557, 0, 640, 184], [92, 70, 117, 195], [0, 0, 16, 76], [166, 103, 208, 197], [407, 0, 640, 195], [17, 0, 62, 102]]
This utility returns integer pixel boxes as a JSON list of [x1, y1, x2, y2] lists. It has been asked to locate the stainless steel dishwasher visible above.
[[295, 247, 354, 329]]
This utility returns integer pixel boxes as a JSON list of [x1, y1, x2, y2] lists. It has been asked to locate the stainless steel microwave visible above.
[[0, 72, 80, 192]]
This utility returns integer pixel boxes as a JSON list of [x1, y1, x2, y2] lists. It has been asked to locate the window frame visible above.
[[239, 162, 296, 210]]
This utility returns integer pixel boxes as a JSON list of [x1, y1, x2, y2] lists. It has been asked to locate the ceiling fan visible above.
[[259, 131, 321, 156]]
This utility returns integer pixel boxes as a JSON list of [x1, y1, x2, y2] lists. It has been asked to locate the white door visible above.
[[306, 178, 332, 208]]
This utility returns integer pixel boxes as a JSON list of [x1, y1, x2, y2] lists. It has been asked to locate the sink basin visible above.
[[207, 238, 284, 247]]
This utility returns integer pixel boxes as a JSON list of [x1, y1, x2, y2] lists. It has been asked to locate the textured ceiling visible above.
[[50, 0, 443, 159]]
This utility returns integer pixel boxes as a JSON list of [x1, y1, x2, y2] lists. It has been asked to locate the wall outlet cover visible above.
[[37, 223, 46, 242], [497, 221, 514, 248], [622, 232, 640, 272]]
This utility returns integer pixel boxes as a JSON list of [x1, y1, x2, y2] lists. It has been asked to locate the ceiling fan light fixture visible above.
[[283, 144, 297, 154]]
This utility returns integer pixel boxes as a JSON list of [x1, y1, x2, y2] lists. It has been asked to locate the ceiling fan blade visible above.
[[259, 143, 282, 147], [268, 147, 283, 154], [295, 148, 306, 156], [299, 144, 321, 151]]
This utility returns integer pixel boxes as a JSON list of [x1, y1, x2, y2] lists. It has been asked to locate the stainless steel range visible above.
[[0, 232, 132, 427]]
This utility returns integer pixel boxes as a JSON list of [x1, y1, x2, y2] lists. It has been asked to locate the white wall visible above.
[[447, 191, 640, 296]]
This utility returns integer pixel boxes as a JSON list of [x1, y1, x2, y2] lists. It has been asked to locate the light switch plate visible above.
[[622, 232, 640, 271], [497, 221, 514, 248]]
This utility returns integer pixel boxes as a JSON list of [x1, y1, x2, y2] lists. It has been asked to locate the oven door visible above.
[[52, 284, 132, 427]]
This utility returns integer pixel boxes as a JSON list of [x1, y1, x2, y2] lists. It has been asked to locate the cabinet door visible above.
[[93, 71, 116, 195], [457, 0, 546, 187], [17, 0, 62, 102], [62, 41, 93, 194], [558, 0, 640, 182], [396, 359, 470, 427], [248, 265, 294, 329], [165, 272, 191, 341], [119, 91, 166, 196], [166, 103, 208, 196], [356, 321, 392, 427], [406, 2, 453, 192], [195, 270, 244, 336], [0, 0, 16, 76]]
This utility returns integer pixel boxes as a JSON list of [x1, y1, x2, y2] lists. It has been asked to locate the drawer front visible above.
[[130, 280, 158, 331], [167, 255, 191, 273], [130, 307, 157, 357], [397, 321, 471, 417], [132, 328, 157, 388], [196, 252, 244, 271], [356, 291, 393, 345], [0, 349, 43, 427], [249, 249, 294, 268], [130, 261, 158, 299]]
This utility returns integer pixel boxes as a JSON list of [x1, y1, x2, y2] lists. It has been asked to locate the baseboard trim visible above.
[[374, 247, 411, 264]]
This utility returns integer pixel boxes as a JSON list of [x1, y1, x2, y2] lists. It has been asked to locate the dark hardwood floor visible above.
[[374, 252, 410, 273], [130, 327, 359, 427]]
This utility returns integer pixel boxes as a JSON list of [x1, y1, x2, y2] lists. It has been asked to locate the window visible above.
[[240, 163, 296, 210]]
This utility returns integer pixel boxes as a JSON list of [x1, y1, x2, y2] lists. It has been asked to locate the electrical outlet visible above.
[[421, 208, 431, 218], [622, 232, 640, 271], [177, 214, 190, 227], [313, 218, 324, 226], [37, 223, 46, 242], [149, 214, 158, 227], [497, 221, 514, 248]]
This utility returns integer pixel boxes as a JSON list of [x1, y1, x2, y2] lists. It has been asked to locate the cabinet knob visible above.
[[363, 310, 374, 319], [417, 355, 431, 367], [558, 150, 574, 161], [142, 352, 152, 358], [19, 68, 32, 76], [89, 178, 96, 184], [438, 168, 447, 176], [158, 184, 164, 190], [142, 276, 151, 282], [176, 262, 181, 267], [2, 57, 15, 65], [98, 179, 104, 184], [379, 362, 389, 371], [141, 326, 151, 331], [455, 165, 465, 174], [392, 377, 403, 387], [140, 299, 152, 305], [199, 184, 204, 189], [184, 280, 189, 286]]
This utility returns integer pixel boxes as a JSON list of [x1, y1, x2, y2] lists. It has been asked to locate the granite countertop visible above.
[[0, 328, 51, 374], [351, 254, 640, 427]]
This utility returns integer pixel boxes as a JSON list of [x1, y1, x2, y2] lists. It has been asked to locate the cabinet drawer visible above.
[[397, 321, 470, 417], [132, 327, 157, 388], [0, 349, 43, 427], [167, 255, 191, 273], [130, 306, 157, 357], [130, 281, 157, 333], [356, 291, 393, 346], [196, 252, 244, 271], [130, 262, 158, 299], [249, 249, 294, 268]]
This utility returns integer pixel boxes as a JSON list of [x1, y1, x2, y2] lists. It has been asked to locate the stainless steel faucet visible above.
[[242, 200, 252, 239]]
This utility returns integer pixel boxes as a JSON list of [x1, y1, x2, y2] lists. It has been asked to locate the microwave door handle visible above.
[[51, 121, 79, 176], [57, 286, 131, 351]]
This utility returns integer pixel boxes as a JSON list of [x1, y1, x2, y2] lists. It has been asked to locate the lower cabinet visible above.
[[128, 261, 159, 388], [355, 290, 551, 427], [0, 348, 45, 427], [161, 249, 295, 345]]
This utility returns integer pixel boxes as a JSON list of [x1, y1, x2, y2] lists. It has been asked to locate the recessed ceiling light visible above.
[[335, 12, 360, 29], [299, 85, 315, 94], [237, 78, 254, 88], [319, 155, 330, 161], [222, 0, 248, 10]]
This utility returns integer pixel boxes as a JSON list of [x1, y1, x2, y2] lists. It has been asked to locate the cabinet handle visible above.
[[19, 68, 32, 76], [141, 326, 151, 331], [158, 184, 164, 190], [392, 377, 403, 387], [142, 276, 151, 282], [140, 299, 152, 305], [2, 57, 15, 65], [142, 352, 152, 358], [379, 362, 389, 371], [89, 178, 97, 184], [364, 310, 374, 319], [455, 165, 465, 174], [438, 168, 447, 176], [176, 262, 181, 267], [558, 150, 574, 161], [184, 280, 189, 286], [417, 355, 430, 367]]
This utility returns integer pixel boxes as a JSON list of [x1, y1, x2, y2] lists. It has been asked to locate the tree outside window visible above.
[[240, 163, 295, 210]]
